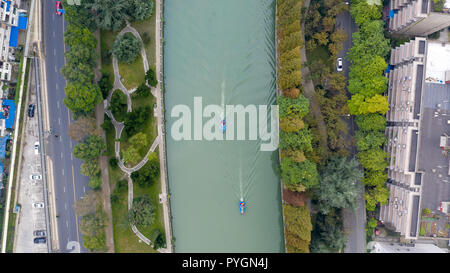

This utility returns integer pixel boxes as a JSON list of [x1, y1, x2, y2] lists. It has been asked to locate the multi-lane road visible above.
[[42, 1, 89, 253]]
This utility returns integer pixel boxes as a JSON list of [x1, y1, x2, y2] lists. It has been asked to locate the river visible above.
[[164, 0, 284, 252]]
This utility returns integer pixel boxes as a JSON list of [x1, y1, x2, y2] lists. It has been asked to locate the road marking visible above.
[[63, 186, 65, 192], [66, 221, 69, 228], [62, 169, 64, 176], [60, 152, 63, 159], [54, 66, 57, 73], [57, 101, 60, 109], [83, 186, 86, 193], [54, 48, 56, 56], [56, 83, 59, 90], [65, 203, 67, 210], [53, 31, 55, 38], [58, 118, 61, 125]]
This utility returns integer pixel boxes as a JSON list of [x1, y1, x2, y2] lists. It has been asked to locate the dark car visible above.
[[28, 104, 35, 118], [33, 230, 46, 237], [34, 237, 46, 244]]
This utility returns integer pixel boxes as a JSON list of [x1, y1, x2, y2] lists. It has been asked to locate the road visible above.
[[336, 9, 367, 253], [42, 1, 89, 253]]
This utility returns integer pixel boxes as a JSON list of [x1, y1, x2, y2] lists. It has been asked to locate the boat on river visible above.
[[239, 201, 245, 215], [220, 120, 226, 132]]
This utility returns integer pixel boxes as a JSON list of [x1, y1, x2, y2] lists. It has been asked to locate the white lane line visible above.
[[60, 152, 63, 159], [60, 137, 62, 142], [66, 221, 69, 228], [53, 31, 55, 38], [65, 203, 67, 210], [54, 49, 56, 56], [62, 169, 64, 176], [83, 186, 86, 193], [57, 101, 60, 109], [54, 66, 57, 73], [58, 118, 61, 125], [56, 83, 59, 90], [63, 186, 66, 192]]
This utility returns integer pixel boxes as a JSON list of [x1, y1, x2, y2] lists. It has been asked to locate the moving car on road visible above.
[[30, 174, 42, 180], [56, 1, 63, 15], [32, 202, 44, 208], [34, 237, 46, 244], [337, 58, 343, 72], [33, 230, 47, 237]]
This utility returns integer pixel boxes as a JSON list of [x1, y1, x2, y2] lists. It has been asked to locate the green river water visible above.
[[164, 0, 284, 252]]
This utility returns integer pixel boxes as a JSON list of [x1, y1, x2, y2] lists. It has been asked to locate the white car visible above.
[[30, 174, 42, 180], [34, 141, 40, 155], [32, 202, 44, 208], [337, 58, 343, 72]]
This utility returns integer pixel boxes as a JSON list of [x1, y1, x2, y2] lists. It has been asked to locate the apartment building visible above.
[[380, 37, 450, 240], [388, 0, 450, 35]]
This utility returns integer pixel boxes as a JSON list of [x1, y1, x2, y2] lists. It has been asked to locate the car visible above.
[[33, 230, 47, 237], [34, 237, 46, 244], [337, 58, 343, 72], [32, 202, 44, 208], [34, 141, 39, 155], [30, 174, 42, 180], [28, 104, 35, 118], [56, 1, 63, 15]]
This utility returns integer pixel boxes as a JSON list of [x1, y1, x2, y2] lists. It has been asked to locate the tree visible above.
[[123, 106, 152, 137], [87, 0, 130, 31], [128, 195, 155, 227], [365, 184, 389, 211], [281, 158, 319, 192], [68, 116, 99, 142], [281, 149, 306, 162], [313, 31, 329, 46], [283, 205, 312, 253], [316, 157, 363, 214], [112, 32, 142, 64], [151, 229, 166, 250], [348, 94, 389, 115], [355, 131, 386, 151], [355, 114, 386, 132], [278, 94, 310, 118], [280, 129, 314, 152], [133, 82, 151, 98], [122, 146, 140, 165], [109, 90, 128, 122], [145, 68, 158, 87], [322, 17, 336, 32], [89, 176, 102, 190], [357, 148, 389, 171], [127, 0, 154, 21], [348, 55, 388, 96], [362, 170, 387, 187], [64, 24, 97, 49], [81, 159, 100, 177], [280, 115, 305, 132], [348, 20, 390, 63], [64, 81, 102, 115], [129, 132, 149, 153], [327, 72, 347, 92], [63, 0, 97, 31], [130, 153, 160, 187], [278, 31, 303, 54], [282, 88, 300, 99], [99, 71, 113, 100], [310, 210, 347, 252], [73, 135, 106, 161], [350, 0, 382, 26]]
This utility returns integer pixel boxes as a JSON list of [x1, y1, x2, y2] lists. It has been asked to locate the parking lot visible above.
[[14, 65, 48, 253]]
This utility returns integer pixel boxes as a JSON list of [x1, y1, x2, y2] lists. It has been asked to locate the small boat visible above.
[[239, 201, 246, 215], [220, 120, 226, 132]]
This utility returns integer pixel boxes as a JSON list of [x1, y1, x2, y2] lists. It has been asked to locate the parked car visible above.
[[34, 237, 46, 244], [34, 142, 39, 155], [32, 202, 44, 208], [56, 1, 63, 15], [33, 230, 47, 237], [28, 104, 35, 118], [30, 174, 42, 180], [337, 58, 343, 72]]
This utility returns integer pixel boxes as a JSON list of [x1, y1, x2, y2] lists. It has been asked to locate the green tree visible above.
[[64, 81, 102, 115], [350, 0, 382, 26], [280, 129, 314, 152], [348, 94, 389, 115], [109, 90, 128, 122], [365, 184, 389, 211], [89, 176, 102, 190], [130, 153, 160, 187], [362, 170, 387, 187], [81, 160, 100, 177], [128, 195, 155, 227], [145, 68, 158, 87], [348, 56, 388, 96], [133, 82, 151, 98], [281, 158, 319, 192], [73, 135, 106, 161], [87, 0, 130, 31], [129, 132, 149, 153], [99, 71, 113, 100], [355, 131, 386, 151], [357, 148, 389, 171], [112, 32, 142, 64], [122, 146, 140, 165], [278, 94, 310, 118], [127, 0, 154, 21], [316, 157, 363, 214], [63, 0, 97, 31], [356, 114, 386, 132]]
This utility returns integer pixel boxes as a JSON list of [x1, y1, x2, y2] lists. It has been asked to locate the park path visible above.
[[103, 1, 172, 252]]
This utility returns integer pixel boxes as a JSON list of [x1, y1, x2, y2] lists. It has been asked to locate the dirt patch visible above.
[[283, 189, 306, 207]]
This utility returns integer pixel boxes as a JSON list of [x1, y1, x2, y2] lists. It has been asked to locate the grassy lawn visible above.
[[118, 54, 145, 90]]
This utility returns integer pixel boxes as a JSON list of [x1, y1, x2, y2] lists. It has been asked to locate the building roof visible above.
[[425, 42, 450, 84], [9, 14, 27, 48], [0, 134, 9, 159], [0, 99, 16, 128]]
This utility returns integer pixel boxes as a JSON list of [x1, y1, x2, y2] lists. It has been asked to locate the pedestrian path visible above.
[[104, 20, 168, 251]]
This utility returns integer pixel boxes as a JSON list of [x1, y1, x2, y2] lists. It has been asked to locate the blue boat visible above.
[[239, 201, 245, 215], [220, 120, 226, 132]]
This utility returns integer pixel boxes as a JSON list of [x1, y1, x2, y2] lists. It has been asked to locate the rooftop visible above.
[[425, 41, 450, 84]]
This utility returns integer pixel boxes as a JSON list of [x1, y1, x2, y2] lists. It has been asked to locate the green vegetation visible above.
[[283, 204, 312, 253], [128, 195, 155, 227], [109, 90, 127, 122], [348, 0, 390, 212], [310, 209, 347, 253], [112, 32, 143, 64], [73, 135, 106, 191]]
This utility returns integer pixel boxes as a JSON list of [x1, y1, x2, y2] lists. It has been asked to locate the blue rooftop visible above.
[[5, 1, 10, 12], [9, 14, 27, 48], [0, 135, 10, 159], [0, 99, 16, 129]]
